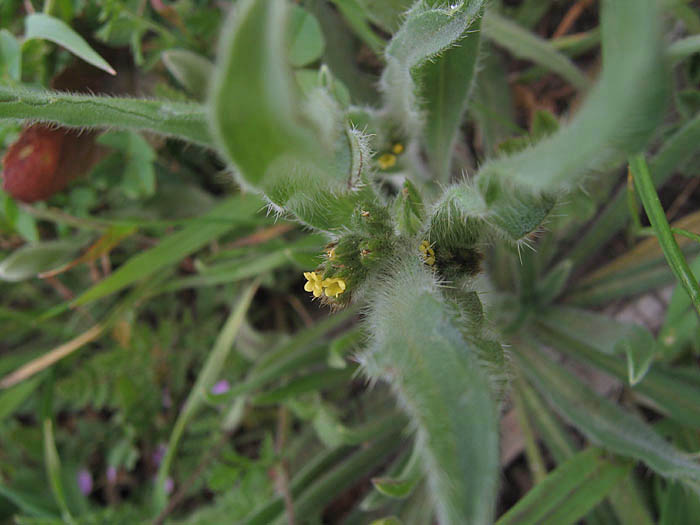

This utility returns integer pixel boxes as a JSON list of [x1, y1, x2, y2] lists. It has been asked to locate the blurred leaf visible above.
[[209, 0, 370, 231], [154, 281, 259, 510], [71, 195, 262, 307], [0, 377, 41, 423], [478, 0, 668, 195], [540, 306, 659, 385], [483, 11, 590, 92], [161, 49, 214, 99], [287, 5, 325, 67], [98, 131, 157, 199], [496, 448, 631, 525], [0, 29, 21, 81], [24, 14, 115, 75], [42, 419, 73, 523], [329, 0, 385, 55], [517, 341, 700, 493], [0, 238, 86, 282], [371, 444, 422, 500]]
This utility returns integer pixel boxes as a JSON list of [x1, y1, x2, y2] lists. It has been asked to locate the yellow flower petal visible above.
[[392, 143, 404, 155], [377, 153, 396, 170]]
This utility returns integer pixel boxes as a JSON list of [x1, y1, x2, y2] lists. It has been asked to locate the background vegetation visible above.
[[1, 0, 700, 524]]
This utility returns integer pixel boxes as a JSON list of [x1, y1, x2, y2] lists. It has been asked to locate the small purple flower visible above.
[[106, 466, 117, 484], [153, 443, 167, 466], [165, 477, 174, 495], [77, 469, 93, 495], [210, 379, 230, 395]]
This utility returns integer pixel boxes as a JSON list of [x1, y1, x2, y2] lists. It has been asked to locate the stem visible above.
[[0, 86, 212, 147], [153, 282, 259, 511], [629, 153, 700, 317]]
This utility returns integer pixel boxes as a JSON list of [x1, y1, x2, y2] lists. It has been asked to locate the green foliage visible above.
[[0, 0, 698, 524]]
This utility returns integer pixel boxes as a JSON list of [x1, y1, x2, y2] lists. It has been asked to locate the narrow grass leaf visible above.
[[154, 281, 258, 511], [496, 448, 631, 525], [630, 153, 700, 317], [536, 312, 700, 431], [43, 419, 74, 524], [482, 11, 590, 92], [516, 341, 700, 493], [71, 195, 261, 307]]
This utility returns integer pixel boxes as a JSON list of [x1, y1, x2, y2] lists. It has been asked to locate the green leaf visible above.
[[43, 419, 74, 524], [287, 5, 325, 67], [0, 238, 86, 282], [516, 341, 700, 494], [477, 0, 668, 194], [0, 85, 211, 147], [329, 0, 386, 55], [361, 254, 498, 524], [98, 130, 156, 199], [541, 306, 659, 385], [496, 448, 631, 525], [154, 281, 258, 511], [24, 13, 116, 75], [566, 111, 700, 269], [536, 314, 700, 432], [419, 7, 483, 182], [371, 444, 423, 500], [71, 195, 262, 307], [0, 29, 21, 81], [630, 153, 700, 317], [0, 376, 41, 423], [161, 49, 214, 99], [482, 11, 590, 92], [380, 0, 485, 136], [209, 0, 371, 231]]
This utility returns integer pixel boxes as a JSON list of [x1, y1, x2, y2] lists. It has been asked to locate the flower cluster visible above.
[[303, 272, 347, 298], [377, 143, 405, 170], [419, 240, 436, 266]]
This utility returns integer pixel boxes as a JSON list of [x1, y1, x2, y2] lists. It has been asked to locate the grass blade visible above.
[[153, 281, 259, 511], [496, 448, 631, 525], [71, 195, 262, 307], [482, 11, 590, 92], [516, 340, 700, 493], [630, 153, 700, 317]]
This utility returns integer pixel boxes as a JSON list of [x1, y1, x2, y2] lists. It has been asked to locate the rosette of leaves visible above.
[[1, 0, 692, 523]]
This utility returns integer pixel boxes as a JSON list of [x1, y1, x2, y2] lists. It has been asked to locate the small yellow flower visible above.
[[377, 153, 397, 170], [326, 246, 336, 260], [392, 143, 404, 155], [419, 240, 436, 266], [303, 271, 325, 297], [322, 277, 346, 298]]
